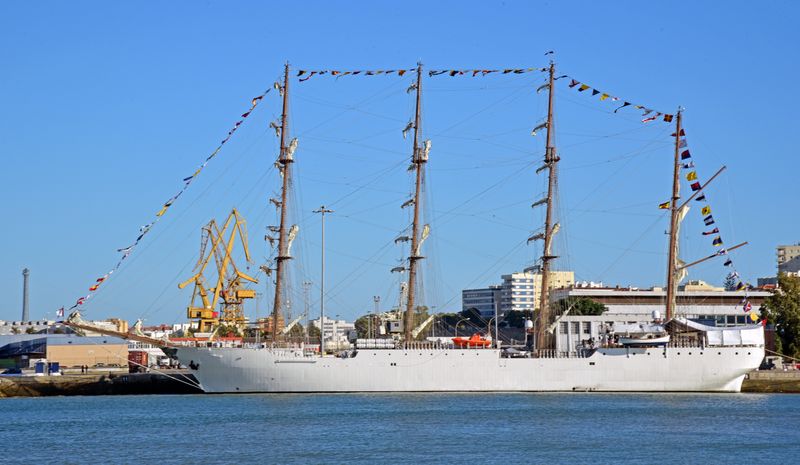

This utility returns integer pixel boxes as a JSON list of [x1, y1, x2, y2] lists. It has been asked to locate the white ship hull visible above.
[[174, 345, 763, 393]]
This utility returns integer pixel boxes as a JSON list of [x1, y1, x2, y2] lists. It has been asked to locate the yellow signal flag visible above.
[[658, 201, 670, 209], [701, 205, 712, 216], [686, 171, 698, 181]]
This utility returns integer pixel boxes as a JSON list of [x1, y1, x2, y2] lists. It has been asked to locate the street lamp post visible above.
[[372, 295, 380, 339], [455, 317, 470, 338], [314, 206, 334, 355]]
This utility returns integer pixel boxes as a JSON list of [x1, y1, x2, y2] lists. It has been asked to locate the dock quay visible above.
[[742, 370, 800, 393], [0, 371, 201, 397]]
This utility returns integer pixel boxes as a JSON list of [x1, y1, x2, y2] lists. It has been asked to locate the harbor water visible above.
[[2, 393, 799, 464]]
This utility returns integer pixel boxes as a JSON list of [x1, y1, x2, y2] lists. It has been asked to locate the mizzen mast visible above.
[[665, 109, 683, 321], [403, 63, 428, 344], [271, 62, 294, 338], [535, 61, 559, 352]]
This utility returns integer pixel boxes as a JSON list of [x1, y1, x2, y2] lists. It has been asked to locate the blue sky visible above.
[[1, 1, 797, 324]]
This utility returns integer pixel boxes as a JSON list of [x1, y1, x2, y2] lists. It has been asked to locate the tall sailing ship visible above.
[[69, 61, 764, 393]]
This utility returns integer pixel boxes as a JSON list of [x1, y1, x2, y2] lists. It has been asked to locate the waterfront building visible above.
[[757, 276, 779, 288], [679, 279, 724, 292], [310, 316, 355, 349], [501, 269, 574, 313], [778, 243, 800, 274], [461, 285, 502, 317], [462, 270, 575, 317], [0, 334, 128, 369], [0, 320, 63, 336]]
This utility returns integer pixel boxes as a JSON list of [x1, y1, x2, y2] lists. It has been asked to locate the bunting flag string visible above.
[[64, 88, 272, 313], [295, 68, 674, 126], [295, 67, 548, 82], [675, 128, 754, 318], [297, 69, 415, 82], [563, 76, 675, 124], [428, 68, 547, 77]]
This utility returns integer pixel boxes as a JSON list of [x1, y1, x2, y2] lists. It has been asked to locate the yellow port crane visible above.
[[178, 209, 258, 333]]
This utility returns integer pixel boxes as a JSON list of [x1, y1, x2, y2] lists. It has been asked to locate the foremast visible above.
[[534, 62, 559, 352], [665, 110, 683, 321], [403, 63, 427, 344], [271, 63, 294, 338]]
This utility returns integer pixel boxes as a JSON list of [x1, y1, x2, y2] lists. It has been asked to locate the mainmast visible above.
[[665, 110, 683, 321], [535, 62, 558, 352], [404, 63, 426, 344], [272, 63, 293, 339]]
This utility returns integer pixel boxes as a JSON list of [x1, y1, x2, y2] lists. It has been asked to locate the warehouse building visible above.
[[0, 334, 128, 369]]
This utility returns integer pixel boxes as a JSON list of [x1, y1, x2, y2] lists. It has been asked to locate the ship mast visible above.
[[665, 109, 683, 321], [535, 61, 558, 352], [404, 63, 425, 344], [272, 62, 293, 339]]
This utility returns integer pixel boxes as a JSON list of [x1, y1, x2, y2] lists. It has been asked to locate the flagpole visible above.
[[665, 109, 682, 321]]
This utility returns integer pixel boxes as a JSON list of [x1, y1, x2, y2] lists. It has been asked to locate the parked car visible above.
[[1, 368, 23, 375]]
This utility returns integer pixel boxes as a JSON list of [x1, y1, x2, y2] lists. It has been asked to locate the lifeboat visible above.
[[452, 333, 492, 348], [618, 333, 670, 346]]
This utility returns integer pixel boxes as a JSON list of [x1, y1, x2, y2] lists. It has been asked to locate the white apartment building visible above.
[[500, 270, 574, 313], [462, 269, 575, 317], [310, 316, 356, 349]]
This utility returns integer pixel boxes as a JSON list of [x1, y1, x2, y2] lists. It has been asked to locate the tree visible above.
[[354, 315, 381, 338], [554, 297, 606, 316], [459, 307, 485, 326], [723, 274, 737, 291], [11, 326, 20, 335], [215, 325, 241, 338], [25, 327, 36, 334], [761, 273, 800, 358], [503, 310, 528, 328], [287, 322, 305, 339], [308, 324, 320, 340]]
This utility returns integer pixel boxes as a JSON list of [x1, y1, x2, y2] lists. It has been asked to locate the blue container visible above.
[[49, 362, 60, 373], [34, 362, 45, 374]]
